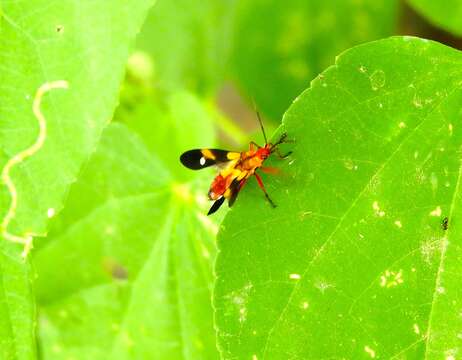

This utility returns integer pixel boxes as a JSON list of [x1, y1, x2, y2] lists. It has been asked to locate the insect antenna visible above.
[[252, 99, 268, 145], [256, 110, 268, 145]]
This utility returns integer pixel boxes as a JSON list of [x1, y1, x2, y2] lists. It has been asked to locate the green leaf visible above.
[[215, 37, 462, 359], [0, 0, 156, 246], [407, 0, 462, 36], [34, 92, 220, 359], [136, 0, 237, 94], [0, 1, 155, 356], [230, 0, 398, 121]]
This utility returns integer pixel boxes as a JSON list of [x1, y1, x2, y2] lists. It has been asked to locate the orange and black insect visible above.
[[180, 113, 292, 215]]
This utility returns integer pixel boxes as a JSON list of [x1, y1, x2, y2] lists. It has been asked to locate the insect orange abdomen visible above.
[[209, 174, 231, 200]]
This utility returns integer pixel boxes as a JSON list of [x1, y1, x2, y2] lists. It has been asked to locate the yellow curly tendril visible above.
[[1, 80, 69, 258]]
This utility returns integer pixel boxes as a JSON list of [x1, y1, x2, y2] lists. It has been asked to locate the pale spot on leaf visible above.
[[370, 70, 385, 91], [421, 238, 441, 264], [315, 280, 332, 293], [239, 307, 247, 323], [380, 269, 403, 288], [429, 206, 442, 217], [47, 208, 55, 218], [372, 201, 385, 217], [226, 283, 253, 323], [364, 345, 376, 358], [413, 95, 423, 108]]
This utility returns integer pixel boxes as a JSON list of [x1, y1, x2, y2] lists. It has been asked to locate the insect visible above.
[[180, 113, 292, 215], [441, 216, 449, 230]]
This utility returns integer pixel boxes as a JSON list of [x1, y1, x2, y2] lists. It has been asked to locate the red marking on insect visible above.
[[180, 112, 293, 215]]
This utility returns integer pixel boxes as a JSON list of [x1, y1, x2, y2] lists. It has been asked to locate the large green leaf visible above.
[[215, 37, 462, 359], [136, 0, 237, 95], [0, 0, 156, 248], [0, 1, 155, 357], [34, 91, 220, 359], [407, 0, 462, 36], [230, 0, 398, 121]]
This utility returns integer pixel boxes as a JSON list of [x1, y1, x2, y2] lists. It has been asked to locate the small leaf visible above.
[[230, 0, 399, 121], [407, 0, 462, 36], [215, 37, 462, 359]]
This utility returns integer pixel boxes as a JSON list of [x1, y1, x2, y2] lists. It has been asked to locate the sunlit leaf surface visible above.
[[215, 37, 462, 359]]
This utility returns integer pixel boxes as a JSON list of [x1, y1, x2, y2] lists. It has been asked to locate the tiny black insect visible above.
[[441, 217, 449, 230]]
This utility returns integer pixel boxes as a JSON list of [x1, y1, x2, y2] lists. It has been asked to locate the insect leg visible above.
[[254, 108, 268, 144], [274, 148, 293, 159], [260, 166, 280, 175], [275, 133, 295, 145], [239, 178, 248, 190], [270, 133, 294, 156], [254, 172, 276, 208], [249, 141, 261, 151]]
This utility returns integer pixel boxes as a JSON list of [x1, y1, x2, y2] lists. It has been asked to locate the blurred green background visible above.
[[128, 0, 462, 144]]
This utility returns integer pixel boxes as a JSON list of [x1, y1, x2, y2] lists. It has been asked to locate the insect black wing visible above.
[[207, 196, 225, 215], [180, 149, 240, 170], [227, 178, 243, 208]]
